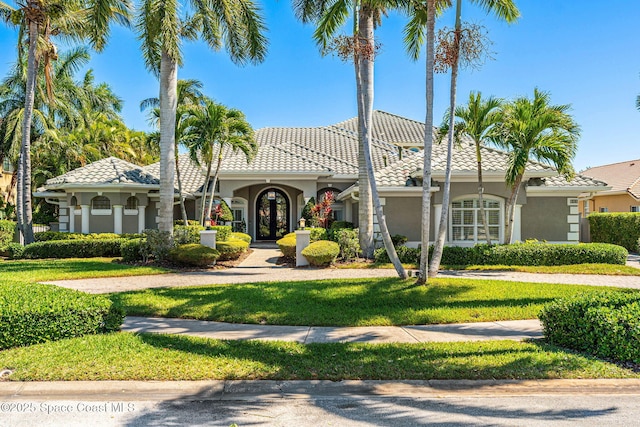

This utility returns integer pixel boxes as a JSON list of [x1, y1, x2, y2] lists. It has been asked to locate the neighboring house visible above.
[[35, 111, 608, 245], [579, 159, 640, 215], [0, 158, 14, 206]]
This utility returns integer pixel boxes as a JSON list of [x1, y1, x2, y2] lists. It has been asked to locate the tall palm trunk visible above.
[[158, 51, 177, 235], [175, 151, 188, 225], [358, 8, 406, 279], [206, 146, 224, 222], [354, 7, 374, 259], [476, 143, 492, 244], [199, 159, 213, 225], [429, 0, 461, 277], [418, 0, 436, 285], [504, 173, 523, 244], [18, 15, 39, 244]]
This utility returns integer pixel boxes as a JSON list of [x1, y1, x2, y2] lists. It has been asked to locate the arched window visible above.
[[125, 196, 138, 210], [91, 196, 111, 210], [450, 196, 503, 244], [70, 196, 79, 209]]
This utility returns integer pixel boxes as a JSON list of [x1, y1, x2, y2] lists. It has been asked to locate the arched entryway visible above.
[[256, 188, 290, 240]]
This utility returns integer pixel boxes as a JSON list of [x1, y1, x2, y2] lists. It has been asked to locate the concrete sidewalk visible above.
[[122, 316, 543, 343]]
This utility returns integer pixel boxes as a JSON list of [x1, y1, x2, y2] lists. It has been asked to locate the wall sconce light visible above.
[[299, 217, 306, 230]]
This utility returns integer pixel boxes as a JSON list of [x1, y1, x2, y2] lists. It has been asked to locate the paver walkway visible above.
[[122, 316, 543, 343]]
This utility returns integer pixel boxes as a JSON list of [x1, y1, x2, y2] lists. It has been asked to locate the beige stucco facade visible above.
[[580, 193, 640, 215]]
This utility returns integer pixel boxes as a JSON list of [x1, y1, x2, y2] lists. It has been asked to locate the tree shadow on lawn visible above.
[[110, 278, 567, 326]]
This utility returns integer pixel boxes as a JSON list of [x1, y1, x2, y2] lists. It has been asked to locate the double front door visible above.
[[256, 189, 289, 240]]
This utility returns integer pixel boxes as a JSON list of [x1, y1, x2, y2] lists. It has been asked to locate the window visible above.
[[583, 200, 589, 215], [450, 197, 502, 243], [70, 196, 79, 209], [599, 207, 609, 213], [125, 196, 138, 210], [631, 206, 640, 213], [91, 196, 111, 210], [2, 158, 13, 173]]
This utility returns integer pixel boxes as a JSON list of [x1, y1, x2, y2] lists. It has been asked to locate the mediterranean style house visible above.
[[579, 159, 640, 216], [35, 111, 609, 246]]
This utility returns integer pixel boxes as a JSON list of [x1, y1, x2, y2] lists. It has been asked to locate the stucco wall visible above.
[[581, 194, 639, 215], [431, 181, 523, 205], [382, 196, 432, 242], [521, 197, 569, 241]]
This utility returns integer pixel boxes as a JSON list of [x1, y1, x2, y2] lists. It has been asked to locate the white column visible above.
[[69, 206, 75, 233], [511, 204, 522, 243], [81, 205, 90, 234], [345, 200, 353, 223], [113, 205, 123, 234], [138, 205, 146, 233]]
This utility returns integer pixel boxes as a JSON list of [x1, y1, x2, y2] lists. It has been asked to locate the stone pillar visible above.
[[113, 205, 123, 234], [138, 205, 146, 233], [81, 204, 90, 234], [295, 230, 311, 267], [200, 230, 217, 249]]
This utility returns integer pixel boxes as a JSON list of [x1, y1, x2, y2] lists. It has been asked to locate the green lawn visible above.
[[362, 263, 640, 276], [110, 277, 632, 326], [0, 332, 636, 381], [0, 258, 169, 282]]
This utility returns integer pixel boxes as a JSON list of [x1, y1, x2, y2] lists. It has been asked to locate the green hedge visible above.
[[374, 242, 628, 266], [216, 238, 250, 261], [120, 238, 145, 262], [0, 220, 15, 251], [0, 282, 124, 349], [302, 240, 340, 267], [34, 231, 143, 242], [539, 292, 640, 363], [588, 213, 640, 251], [173, 224, 205, 245], [168, 244, 220, 267], [22, 239, 126, 259]]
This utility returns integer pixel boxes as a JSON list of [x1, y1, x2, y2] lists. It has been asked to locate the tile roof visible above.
[[143, 154, 205, 194], [46, 157, 158, 186], [581, 159, 640, 199], [333, 110, 429, 147]]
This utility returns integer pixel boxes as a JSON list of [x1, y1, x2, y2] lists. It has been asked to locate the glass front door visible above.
[[256, 189, 289, 240]]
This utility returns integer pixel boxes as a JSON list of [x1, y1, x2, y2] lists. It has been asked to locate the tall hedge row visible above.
[[588, 212, 640, 251], [0, 220, 15, 251]]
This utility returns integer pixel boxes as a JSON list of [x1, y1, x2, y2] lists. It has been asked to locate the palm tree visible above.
[[0, 0, 131, 243], [446, 92, 503, 245], [141, 79, 204, 225], [493, 88, 580, 243], [428, 0, 519, 277], [294, 0, 407, 279], [136, 0, 267, 237], [182, 99, 257, 225]]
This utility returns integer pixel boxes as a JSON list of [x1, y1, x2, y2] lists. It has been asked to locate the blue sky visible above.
[[1, 1, 639, 171]]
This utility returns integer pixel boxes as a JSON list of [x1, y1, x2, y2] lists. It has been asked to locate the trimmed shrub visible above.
[[142, 229, 173, 261], [588, 213, 640, 252], [301, 240, 340, 267], [34, 231, 143, 242], [173, 224, 205, 245], [276, 234, 297, 259], [210, 225, 232, 242], [22, 239, 126, 259], [168, 244, 220, 267], [391, 234, 408, 247], [230, 232, 252, 244], [373, 242, 627, 266], [336, 228, 360, 262], [216, 238, 250, 261], [0, 282, 125, 349], [174, 219, 201, 226], [539, 292, 640, 363], [308, 227, 328, 242], [0, 220, 15, 251], [328, 221, 354, 241], [301, 197, 315, 222], [6, 242, 24, 260], [121, 238, 145, 262]]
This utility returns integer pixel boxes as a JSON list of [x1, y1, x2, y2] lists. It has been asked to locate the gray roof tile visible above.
[[46, 157, 158, 186]]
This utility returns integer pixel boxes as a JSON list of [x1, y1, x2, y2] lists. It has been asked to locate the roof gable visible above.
[[582, 159, 640, 198], [46, 157, 158, 186]]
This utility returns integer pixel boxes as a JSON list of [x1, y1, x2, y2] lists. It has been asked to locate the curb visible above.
[[3, 379, 640, 401]]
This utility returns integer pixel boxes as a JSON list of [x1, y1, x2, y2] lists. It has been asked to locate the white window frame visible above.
[[631, 206, 640, 213], [449, 195, 504, 245]]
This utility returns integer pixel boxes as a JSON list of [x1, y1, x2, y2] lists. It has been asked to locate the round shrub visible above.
[[230, 232, 252, 244], [216, 238, 250, 261], [6, 243, 24, 260], [276, 234, 296, 259], [0, 282, 125, 349], [168, 244, 220, 267], [301, 240, 340, 267]]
